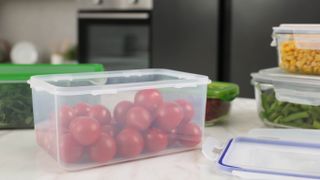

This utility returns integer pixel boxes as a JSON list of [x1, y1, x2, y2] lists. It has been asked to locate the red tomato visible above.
[[144, 128, 168, 153], [101, 125, 117, 137], [89, 105, 112, 125], [168, 128, 178, 146], [113, 101, 134, 126], [176, 99, 195, 123], [89, 133, 117, 163], [70, 116, 102, 146], [58, 105, 75, 127], [42, 131, 55, 152], [59, 133, 84, 163], [73, 102, 91, 116], [125, 106, 152, 131], [155, 102, 184, 132], [35, 129, 46, 147], [47, 132, 58, 157], [178, 123, 202, 147], [134, 89, 163, 112], [116, 128, 144, 158]]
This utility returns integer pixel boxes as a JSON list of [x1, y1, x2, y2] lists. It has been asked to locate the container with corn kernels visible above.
[[272, 24, 320, 75]]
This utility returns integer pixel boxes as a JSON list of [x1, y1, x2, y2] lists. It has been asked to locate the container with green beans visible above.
[[252, 67, 320, 129], [0, 64, 104, 129]]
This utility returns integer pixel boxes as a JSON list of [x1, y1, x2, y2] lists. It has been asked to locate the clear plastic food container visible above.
[[251, 67, 320, 129], [28, 69, 210, 170], [0, 64, 104, 129], [205, 82, 239, 126], [272, 24, 320, 75]]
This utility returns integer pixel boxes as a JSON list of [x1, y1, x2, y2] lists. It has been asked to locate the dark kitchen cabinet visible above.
[[226, 0, 320, 97], [152, 0, 219, 80]]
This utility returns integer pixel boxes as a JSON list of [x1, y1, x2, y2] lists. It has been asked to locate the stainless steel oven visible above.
[[77, 0, 152, 70]]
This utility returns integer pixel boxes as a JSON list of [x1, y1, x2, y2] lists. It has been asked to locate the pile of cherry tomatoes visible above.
[[36, 89, 202, 164]]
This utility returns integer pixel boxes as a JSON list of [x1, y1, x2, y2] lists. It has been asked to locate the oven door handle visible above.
[[78, 12, 149, 19]]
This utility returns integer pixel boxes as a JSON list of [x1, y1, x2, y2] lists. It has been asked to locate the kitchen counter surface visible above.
[[0, 98, 264, 180]]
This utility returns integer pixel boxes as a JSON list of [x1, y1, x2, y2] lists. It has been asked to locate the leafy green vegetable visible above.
[[0, 83, 33, 128], [260, 88, 320, 129]]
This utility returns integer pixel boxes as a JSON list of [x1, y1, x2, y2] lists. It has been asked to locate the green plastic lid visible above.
[[207, 81, 240, 101], [0, 64, 104, 81]]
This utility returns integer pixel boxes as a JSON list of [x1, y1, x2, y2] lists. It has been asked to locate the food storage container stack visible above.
[[251, 67, 320, 129], [250, 24, 320, 129], [0, 64, 103, 129], [272, 24, 320, 75], [205, 82, 239, 126], [28, 69, 210, 170]]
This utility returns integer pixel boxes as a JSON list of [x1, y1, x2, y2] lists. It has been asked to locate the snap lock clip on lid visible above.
[[207, 82, 239, 101], [202, 137, 225, 162]]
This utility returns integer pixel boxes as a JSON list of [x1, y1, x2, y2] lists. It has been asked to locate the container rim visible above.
[[273, 24, 320, 34], [251, 67, 320, 87], [251, 67, 320, 106], [28, 69, 211, 96]]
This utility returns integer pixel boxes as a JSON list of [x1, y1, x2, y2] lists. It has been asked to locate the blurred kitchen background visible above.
[[1, 0, 320, 97]]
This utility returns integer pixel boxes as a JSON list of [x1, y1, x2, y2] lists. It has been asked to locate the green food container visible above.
[[252, 67, 320, 129], [205, 82, 239, 126], [0, 64, 104, 129]]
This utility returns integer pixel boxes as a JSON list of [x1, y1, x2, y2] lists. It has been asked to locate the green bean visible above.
[[260, 89, 320, 129]]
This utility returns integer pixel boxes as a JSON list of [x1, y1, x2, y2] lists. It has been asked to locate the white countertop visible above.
[[0, 98, 265, 180]]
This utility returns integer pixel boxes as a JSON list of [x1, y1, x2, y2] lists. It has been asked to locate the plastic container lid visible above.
[[273, 24, 320, 35], [203, 128, 320, 179], [251, 67, 320, 106], [272, 24, 320, 49], [207, 82, 239, 101], [0, 64, 104, 81], [29, 69, 211, 96]]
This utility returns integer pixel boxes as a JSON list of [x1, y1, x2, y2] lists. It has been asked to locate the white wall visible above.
[[0, 0, 77, 61]]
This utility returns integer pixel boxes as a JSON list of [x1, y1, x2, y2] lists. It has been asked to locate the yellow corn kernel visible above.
[[303, 65, 312, 74], [315, 55, 320, 61], [289, 65, 297, 72], [296, 61, 305, 68]]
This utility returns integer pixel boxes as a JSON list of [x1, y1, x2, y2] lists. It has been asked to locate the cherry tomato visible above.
[[205, 99, 230, 121], [178, 123, 202, 147], [35, 129, 46, 147], [134, 89, 163, 112], [155, 102, 184, 132], [58, 105, 75, 127], [59, 133, 84, 163], [89, 105, 112, 125], [168, 128, 178, 146], [125, 106, 151, 131], [47, 132, 58, 157], [73, 102, 91, 116], [144, 128, 168, 153], [42, 131, 55, 152], [101, 125, 117, 137], [70, 116, 102, 146], [113, 101, 134, 126], [116, 128, 144, 158], [89, 133, 117, 163], [176, 99, 195, 123]]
